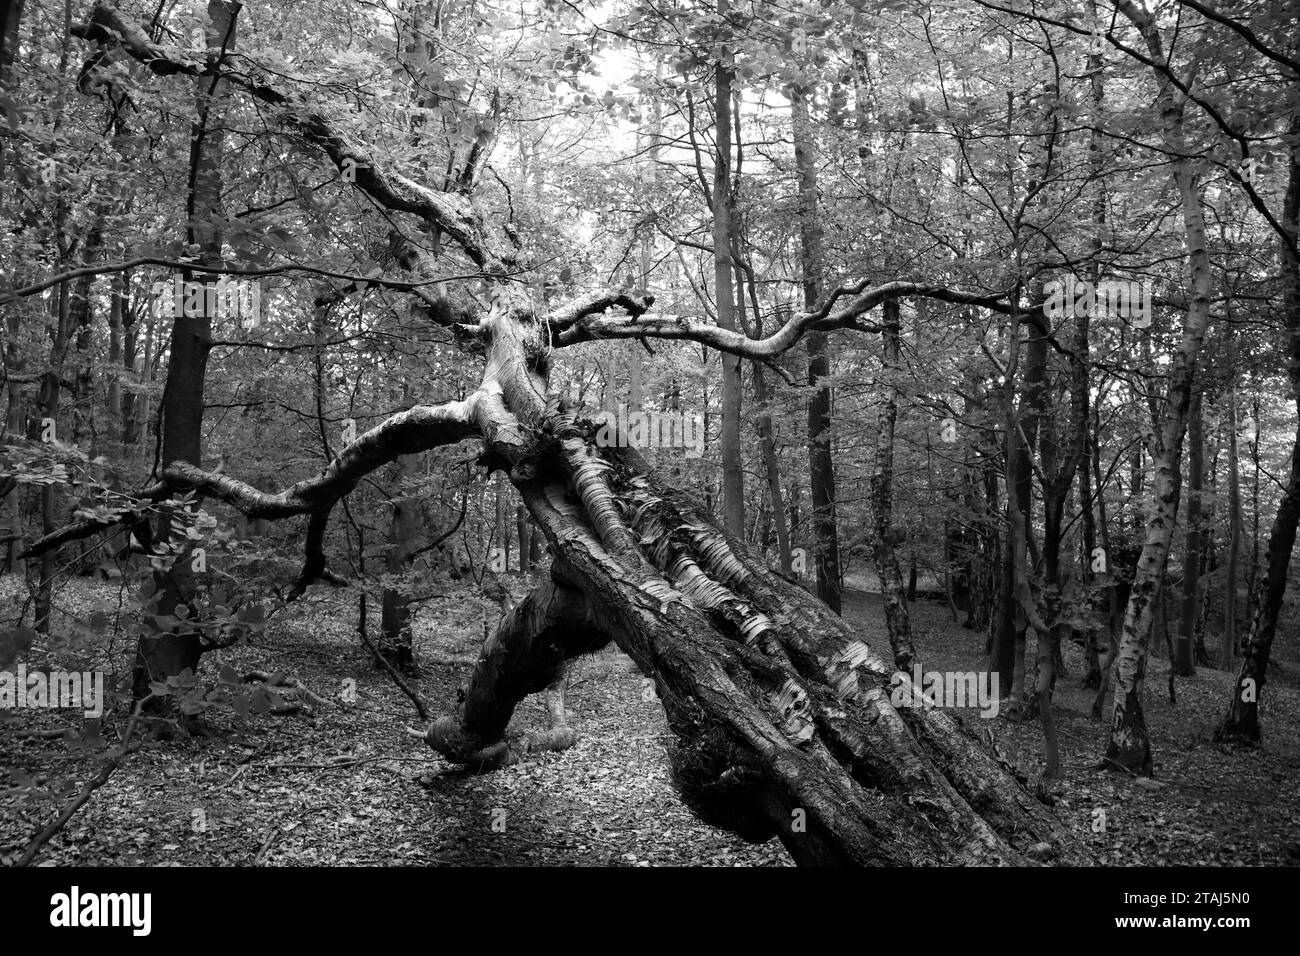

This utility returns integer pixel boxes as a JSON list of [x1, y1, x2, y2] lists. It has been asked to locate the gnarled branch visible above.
[[541, 289, 656, 329], [553, 281, 1016, 358], [22, 398, 481, 559]]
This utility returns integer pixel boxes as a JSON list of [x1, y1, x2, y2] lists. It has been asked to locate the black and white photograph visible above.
[[0, 0, 1293, 927]]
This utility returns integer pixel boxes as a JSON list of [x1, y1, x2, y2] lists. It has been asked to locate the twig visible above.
[[356, 623, 430, 722], [243, 670, 331, 708], [17, 698, 150, 866], [407, 487, 470, 563], [254, 825, 280, 864], [9, 727, 75, 739], [263, 755, 440, 771]]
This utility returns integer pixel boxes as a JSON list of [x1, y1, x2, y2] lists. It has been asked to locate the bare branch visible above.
[[18, 483, 170, 558], [0, 255, 482, 309], [541, 289, 656, 329], [22, 399, 482, 558], [164, 400, 478, 515], [554, 281, 1015, 358]]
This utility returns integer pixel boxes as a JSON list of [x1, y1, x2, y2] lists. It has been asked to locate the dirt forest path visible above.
[[3, 578, 1299, 865]]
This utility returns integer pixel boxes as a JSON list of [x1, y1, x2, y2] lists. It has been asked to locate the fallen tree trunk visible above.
[[515, 451, 1089, 864], [404, 303, 1092, 865]]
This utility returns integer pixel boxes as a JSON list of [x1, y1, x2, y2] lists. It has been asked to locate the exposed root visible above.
[[417, 577, 608, 770]]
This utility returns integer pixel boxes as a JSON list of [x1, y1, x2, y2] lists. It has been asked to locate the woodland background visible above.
[[1, 0, 1299, 865]]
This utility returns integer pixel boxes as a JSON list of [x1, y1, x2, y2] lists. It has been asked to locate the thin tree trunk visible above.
[[753, 350, 791, 574], [631, 79, 657, 416], [792, 84, 840, 612], [733, 210, 790, 575], [1221, 416, 1300, 743], [380, 450, 419, 673], [3, 273, 28, 575], [1, 0, 30, 569], [1000, 310, 1047, 708], [1034, 293, 1091, 776], [34, 284, 68, 633], [1223, 384, 1243, 668], [517, 503, 530, 575], [1106, 0, 1217, 775], [1080, 0, 1106, 691], [1195, 438, 1220, 666], [121, 282, 142, 446], [106, 272, 123, 444], [1219, 116, 1300, 743], [1081, 440, 1101, 688], [1091, 412, 1120, 718], [497, 486, 509, 574], [1248, 395, 1261, 603], [132, 0, 238, 705], [711, 0, 744, 538], [1176, 388, 1202, 676], [871, 298, 916, 670], [0, 0, 23, 169]]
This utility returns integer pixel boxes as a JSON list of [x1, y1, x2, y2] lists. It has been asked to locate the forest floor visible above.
[[3, 573, 1299, 866]]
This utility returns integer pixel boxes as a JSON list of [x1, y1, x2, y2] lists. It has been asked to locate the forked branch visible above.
[[23, 398, 482, 560]]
